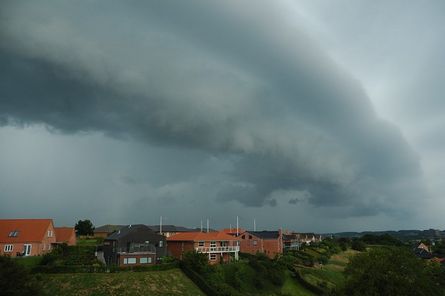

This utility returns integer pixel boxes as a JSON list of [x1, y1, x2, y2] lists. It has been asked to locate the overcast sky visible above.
[[0, 0, 443, 232]]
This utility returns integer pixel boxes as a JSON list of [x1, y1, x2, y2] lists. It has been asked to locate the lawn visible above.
[[40, 268, 205, 296], [281, 271, 315, 296], [76, 237, 103, 247]]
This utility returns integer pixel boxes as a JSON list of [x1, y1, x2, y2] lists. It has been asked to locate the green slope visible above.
[[40, 268, 205, 296]]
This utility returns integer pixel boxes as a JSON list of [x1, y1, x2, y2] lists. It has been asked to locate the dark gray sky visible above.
[[0, 0, 443, 232]]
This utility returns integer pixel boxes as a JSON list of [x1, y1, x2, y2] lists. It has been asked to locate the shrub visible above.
[[0, 256, 42, 295], [344, 247, 443, 296], [182, 251, 210, 274], [351, 239, 366, 251]]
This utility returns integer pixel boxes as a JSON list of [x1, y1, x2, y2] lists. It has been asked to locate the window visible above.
[[210, 241, 216, 248], [210, 254, 217, 261], [249, 235, 252, 239], [140, 257, 152, 264], [124, 258, 137, 264], [3, 245, 13, 252], [8, 231, 19, 237], [198, 241, 205, 247], [159, 241, 163, 247], [47, 230, 53, 237], [253, 240, 257, 246], [242, 235, 245, 239]]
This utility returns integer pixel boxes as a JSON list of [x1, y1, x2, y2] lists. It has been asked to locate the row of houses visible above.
[[96, 224, 322, 267], [0, 219, 76, 257], [0, 219, 322, 268]]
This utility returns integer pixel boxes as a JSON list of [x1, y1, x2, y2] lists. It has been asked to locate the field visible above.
[[40, 268, 205, 296], [299, 249, 358, 290]]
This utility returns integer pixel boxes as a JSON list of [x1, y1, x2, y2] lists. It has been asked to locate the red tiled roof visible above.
[[221, 228, 245, 235], [0, 219, 53, 243], [167, 231, 238, 242], [55, 227, 75, 243]]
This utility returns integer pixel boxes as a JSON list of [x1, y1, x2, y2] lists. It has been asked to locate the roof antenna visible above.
[[200, 220, 203, 232]]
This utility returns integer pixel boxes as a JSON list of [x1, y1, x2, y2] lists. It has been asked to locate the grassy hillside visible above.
[[40, 268, 205, 296], [299, 249, 358, 291], [281, 271, 315, 296]]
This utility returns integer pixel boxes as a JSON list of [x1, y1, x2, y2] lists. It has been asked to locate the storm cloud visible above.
[[0, 1, 427, 222]]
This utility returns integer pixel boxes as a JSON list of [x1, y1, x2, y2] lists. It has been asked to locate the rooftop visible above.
[[0, 219, 53, 243], [167, 231, 238, 242]]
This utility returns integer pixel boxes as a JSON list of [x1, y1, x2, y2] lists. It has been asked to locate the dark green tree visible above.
[[74, 219, 95, 236], [0, 256, 42, 296], [344, 247, 444, 296], [351, 239, 366, 251], [182, 251, 210, 274]]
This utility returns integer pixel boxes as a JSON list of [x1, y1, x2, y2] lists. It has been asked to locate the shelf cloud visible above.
[[0, 1, 427, 220]]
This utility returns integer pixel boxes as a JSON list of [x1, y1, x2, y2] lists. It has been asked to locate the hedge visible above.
[[292, 268, 325, 295]]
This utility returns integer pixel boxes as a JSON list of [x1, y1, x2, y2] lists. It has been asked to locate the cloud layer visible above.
[[0, 1, 426, 216]]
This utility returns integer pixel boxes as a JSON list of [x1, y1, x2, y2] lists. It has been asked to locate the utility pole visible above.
[[206, 218, 209, 233], [160, 216, 163, 235], [200, 220, 203, 232]]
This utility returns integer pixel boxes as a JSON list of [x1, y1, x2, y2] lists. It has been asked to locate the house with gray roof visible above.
[[102, 224, 167, 267]]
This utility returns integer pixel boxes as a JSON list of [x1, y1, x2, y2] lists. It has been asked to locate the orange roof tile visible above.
[[54, 227, 75, 243], [167, 231, 238, 242], [0, 219, 53, 243], [221, 228, 245, 235]]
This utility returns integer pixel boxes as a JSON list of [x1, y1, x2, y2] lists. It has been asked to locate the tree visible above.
[[75, 219, 95, 236], [344, 247, 445, 296], [182, 251, 210, 274], [351, 239, 366, 251], [0, 256, 42, 296]]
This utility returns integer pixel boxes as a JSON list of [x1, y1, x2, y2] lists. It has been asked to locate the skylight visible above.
[[8, 230, 19, 237]]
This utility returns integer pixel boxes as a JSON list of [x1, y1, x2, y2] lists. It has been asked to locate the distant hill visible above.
[[329, 229, 445, 241]]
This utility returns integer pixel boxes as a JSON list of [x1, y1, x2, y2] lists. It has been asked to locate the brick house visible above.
[[54, 227, 77, 246], [238, 230, 283, 258], [0, 219, 57, 257], [93, 224, 125, 238], [167, 231, 239, 264], [148, 224, 197, 238], [102, 224, 167, 267]]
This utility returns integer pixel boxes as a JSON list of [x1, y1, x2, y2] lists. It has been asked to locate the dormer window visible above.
[[47, 230, 53, 237]]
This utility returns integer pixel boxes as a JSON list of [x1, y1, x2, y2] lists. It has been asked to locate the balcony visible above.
[[195, 246, 240, 253]]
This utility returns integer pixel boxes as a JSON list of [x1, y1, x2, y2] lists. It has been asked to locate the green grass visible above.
[[40, 268, 205, 296], [281, 271, 315, 296], [77, 237, 103, 247], [14, 256, 43, 268]]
